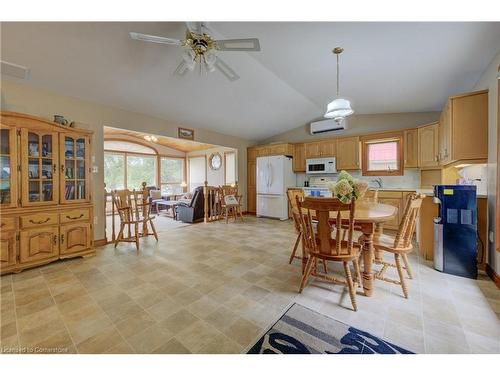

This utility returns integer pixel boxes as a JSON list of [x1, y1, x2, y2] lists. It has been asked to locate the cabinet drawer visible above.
[[60, 208, 90, 224], [0, 217, 16, 231], [20, 213, 59, 229]]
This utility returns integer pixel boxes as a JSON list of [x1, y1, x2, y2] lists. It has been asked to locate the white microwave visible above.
[[306, 157, 337, 174]]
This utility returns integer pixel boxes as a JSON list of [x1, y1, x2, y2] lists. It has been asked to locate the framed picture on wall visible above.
[[178, 127, 194, 140]]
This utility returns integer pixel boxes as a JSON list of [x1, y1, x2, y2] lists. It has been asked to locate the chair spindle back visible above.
[[297, 197, 356, 257]]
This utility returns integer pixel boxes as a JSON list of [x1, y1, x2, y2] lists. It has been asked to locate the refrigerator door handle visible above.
[[268, 162, 273, 190]]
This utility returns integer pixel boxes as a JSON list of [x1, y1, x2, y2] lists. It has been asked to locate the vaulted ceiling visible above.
[[1, 22, 499, 141]]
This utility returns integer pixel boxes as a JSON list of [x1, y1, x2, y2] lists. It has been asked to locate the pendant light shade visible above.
[[324, 98, 354, 122], [324, 47, 353, 122]]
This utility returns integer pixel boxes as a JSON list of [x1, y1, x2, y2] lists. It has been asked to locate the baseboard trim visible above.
[[486, 263, 500, 289], [94, 238, 108, 247]]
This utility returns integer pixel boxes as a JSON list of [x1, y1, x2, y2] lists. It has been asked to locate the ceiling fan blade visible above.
[[173, 60, 190, 76], [129, 32, 183, 46], [214, 57, 240, 82], [185, 22, 203, 34], [215, 38, 261, 52]]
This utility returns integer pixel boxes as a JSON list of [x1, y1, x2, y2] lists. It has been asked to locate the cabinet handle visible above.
[[53, 164, 57, 172], [53, 235, 58, 245], [29, 218, 50, 225], [66, 214, 84, 220], [60, 234, 64, 244]]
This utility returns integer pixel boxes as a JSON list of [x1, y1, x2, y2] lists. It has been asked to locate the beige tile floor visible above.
[[1, 217, 499, 354]]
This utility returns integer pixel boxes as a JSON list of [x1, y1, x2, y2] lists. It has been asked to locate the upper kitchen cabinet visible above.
[[293, 143, 306, 172], [418, 122, 439, 168], [248, 143, 293, 159], [336, 136, 360, 170], [439, 90, 488, 166], [305, 139, 336, 159], [404, 129, 419, 168]]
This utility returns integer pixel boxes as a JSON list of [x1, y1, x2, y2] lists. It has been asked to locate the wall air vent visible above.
[[1, 61, 31, 80]]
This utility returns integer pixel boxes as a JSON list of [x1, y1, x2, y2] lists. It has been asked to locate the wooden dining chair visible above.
[[371, 193, 425, 298], [112, 188, 158, 251], [287, 188, 305, 264], [296, 197, 362, 311], [220, 185, 244, 223]]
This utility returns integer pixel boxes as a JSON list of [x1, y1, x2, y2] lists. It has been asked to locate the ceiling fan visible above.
[[129, 22, 261, 82]]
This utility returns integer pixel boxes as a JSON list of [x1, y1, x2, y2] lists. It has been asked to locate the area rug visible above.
[[248, 304, 414, 354]]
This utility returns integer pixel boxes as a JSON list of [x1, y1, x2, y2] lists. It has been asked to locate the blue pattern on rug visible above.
[[248, 304, 413, 354]]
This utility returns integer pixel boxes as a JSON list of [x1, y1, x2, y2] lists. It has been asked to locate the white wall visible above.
[[187, 146, 237, 187], [262, 112, 440, 144], [0, 80, 251, 241], [473, 50, 499, 273]]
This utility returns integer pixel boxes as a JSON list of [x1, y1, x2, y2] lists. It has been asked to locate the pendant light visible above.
[[324, 47, 354, 123]]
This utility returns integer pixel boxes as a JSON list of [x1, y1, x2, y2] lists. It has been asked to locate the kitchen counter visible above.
[[417, 188, 487, 198]]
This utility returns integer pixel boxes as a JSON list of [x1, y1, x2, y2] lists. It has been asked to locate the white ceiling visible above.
[[1, 22, 499, 141]]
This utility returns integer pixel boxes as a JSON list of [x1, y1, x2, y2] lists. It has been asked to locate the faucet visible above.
[[371, 178, 383, 188]]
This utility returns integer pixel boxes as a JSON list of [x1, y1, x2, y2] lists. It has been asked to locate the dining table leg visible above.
[[374, 222, 384, 262], [361, 224, 375, 297]]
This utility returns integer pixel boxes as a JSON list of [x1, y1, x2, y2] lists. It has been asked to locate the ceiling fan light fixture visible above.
[[182, 50, 196, 71]]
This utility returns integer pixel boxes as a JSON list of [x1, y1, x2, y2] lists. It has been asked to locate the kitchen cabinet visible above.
[[378, 191, 404, 230], [418, 122, 439, 168], [404, 129, 419, 168], [305, 140, 336, 159], [293, 143, 306, 172], [336, 137, 360, 170], [438, 90, 488, 166], [439, 100, 452, 165], [247, 160, 256, 213]]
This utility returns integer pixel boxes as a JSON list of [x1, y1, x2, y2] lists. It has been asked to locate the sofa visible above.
[[176, 186, 205, 223]]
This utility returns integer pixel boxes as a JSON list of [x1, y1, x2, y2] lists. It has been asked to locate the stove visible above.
[[303, 176, 335, 197]]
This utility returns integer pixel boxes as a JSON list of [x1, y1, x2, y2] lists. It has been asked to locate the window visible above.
[[104, 153, 125, 190], [127, 155, 156, 189], [361, 135, 403, 176], [188, 156, 206, 192], [224, 152, 236, 184], [104, 140, 157, 190], [160, 157, 184, 195]]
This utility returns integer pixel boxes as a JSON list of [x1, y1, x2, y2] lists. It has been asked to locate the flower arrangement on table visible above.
[[328, 170, 369, 204]]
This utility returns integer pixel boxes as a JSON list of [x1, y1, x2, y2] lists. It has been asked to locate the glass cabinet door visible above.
[[60, 134, 90, 203], [0, 125, 18, 208], [21, 130, 59, 206]]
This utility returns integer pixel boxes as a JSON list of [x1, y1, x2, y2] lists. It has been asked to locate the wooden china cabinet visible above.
[[0, 112, 95, 274]]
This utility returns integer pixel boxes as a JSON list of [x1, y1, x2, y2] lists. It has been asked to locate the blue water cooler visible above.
[[433, 185, 478, 279]]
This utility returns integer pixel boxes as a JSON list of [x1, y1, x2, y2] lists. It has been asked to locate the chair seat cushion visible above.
[[224, 195, 239, 206]]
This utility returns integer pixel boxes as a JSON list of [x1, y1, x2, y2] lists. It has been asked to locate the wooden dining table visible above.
[[302, 201, 397, 297]]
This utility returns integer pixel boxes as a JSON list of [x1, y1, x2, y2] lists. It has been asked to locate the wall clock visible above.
[[209, 153, 222, 170]]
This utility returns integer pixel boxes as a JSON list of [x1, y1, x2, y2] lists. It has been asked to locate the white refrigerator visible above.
[[256, 155, 295, 220]]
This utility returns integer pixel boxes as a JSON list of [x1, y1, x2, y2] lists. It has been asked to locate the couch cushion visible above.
[[150, 190, 162, 200]]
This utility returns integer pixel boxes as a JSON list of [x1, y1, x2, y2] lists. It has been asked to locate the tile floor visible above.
[[1, 217, 499, 354]]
